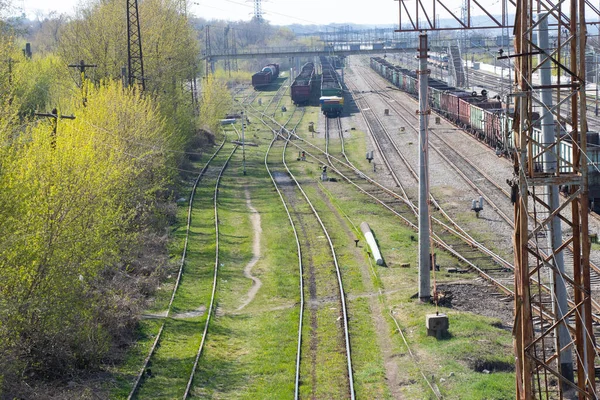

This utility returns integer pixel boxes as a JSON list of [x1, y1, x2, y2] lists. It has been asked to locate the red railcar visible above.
[[483, 109, 503, 149], [252, 71, 272, 87]]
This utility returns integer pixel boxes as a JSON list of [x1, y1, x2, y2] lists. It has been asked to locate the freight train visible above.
[[291, 62, 315, 105], [429, 53, 449, 70], [370, 56, 600, 210], [252, 63, 280, 88], [320, 56, 344, 117]]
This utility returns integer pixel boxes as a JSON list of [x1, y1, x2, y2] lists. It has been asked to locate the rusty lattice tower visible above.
[[396, 0, 599, 397], [127, 0, 145, 90], [510, 0, 596, 396]]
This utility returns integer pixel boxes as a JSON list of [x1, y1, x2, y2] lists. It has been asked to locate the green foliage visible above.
[[211, 67, 253, 86], [199, 76, 232, 133], [58, 0, 198, 94], [12, 54, 74, 117], [0, 79, 175, 390]]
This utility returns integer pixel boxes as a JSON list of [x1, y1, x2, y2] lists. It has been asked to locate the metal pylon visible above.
[[511, 0, 596, 397], [252, 0, 263, 21], [127, 0, 145, 90], [394, 0, 600, 396]]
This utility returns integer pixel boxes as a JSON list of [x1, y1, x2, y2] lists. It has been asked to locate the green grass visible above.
[[187, 126, 301, 398], [299, 159, 515, 399], [113, 96, 516, 399], [132, 144, 239, 400], [107, 140, 230, 399], [109, 319, 164, 399]]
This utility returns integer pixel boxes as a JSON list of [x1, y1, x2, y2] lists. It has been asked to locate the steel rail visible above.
[[127, 138, 226, 400], [264, 108, 306, 400], [257, 107, 515, 294], [363, 63, 600, 282], [360, 61, 600, 319], [253, 104, 355, 399], [250, 89, 308, 398], [281, 133, 356, 400], [346, 73, 518, 280], [268, 111, 514, 297], [183, 141, 238, 399]]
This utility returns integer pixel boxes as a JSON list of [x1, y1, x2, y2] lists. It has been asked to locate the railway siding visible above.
[[188, 97, 301, 398]]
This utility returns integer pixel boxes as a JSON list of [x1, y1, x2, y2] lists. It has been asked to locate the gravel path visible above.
[[236, 188, 263, 311]]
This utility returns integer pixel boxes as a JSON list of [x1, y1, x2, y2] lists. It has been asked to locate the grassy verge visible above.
[[188, 125, 300, 398]]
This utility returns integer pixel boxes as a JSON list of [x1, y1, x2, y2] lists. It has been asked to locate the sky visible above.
[[21, 0, 403, 26]]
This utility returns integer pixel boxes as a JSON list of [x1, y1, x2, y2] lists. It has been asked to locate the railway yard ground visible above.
[[105, 55, 588, 399]]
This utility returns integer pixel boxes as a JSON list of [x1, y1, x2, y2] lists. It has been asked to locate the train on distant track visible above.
[[291, 62, 315, 105], [429, 52, 449, 70], [252, 63, 280, 88], [320, 56, 344, 117], [370, 56, 600, 211]]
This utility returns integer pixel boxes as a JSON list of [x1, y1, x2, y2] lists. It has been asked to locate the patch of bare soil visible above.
[[435, 280, 514, 329], [236, 189, 263, 311], [171, 305, 206, 319]]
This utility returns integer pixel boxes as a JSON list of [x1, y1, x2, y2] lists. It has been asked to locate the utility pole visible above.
[[241, 111, 246, 175], [205, 25, 213, 77], [127, 0, 145, 90], [417, 33, 431, 302], [536, 9, 573, 385], [68, 60, 97, 106], [22, 43, 31, 59], [68, 60, 97, 84], [6, 57, 17, 85], [35, 108, 76, 148]]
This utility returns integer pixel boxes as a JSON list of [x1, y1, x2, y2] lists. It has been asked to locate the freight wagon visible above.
[[251, 63, 280, 88], [320, 56, 344, 117], [291, 62, 315, 105], [370, 56, 600, 210]]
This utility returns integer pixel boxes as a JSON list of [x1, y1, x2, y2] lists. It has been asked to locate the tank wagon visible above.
[[291, 62, 315, 105], [252, 63, 280, 88], [320, 56, 344, 117], [370, 56, 600, 211]]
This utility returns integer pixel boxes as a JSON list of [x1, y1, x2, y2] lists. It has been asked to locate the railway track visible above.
[[257, 107, 515, 296], [246, 84, 317, 398], [362, 63, 600, 272], [354, 62, 600, 322], [262, 106, 306, 400], [252, 102, 355, 399], [343, 74, 518, 290], [127, 135, 237, 399], [182, 136, 238, 399]]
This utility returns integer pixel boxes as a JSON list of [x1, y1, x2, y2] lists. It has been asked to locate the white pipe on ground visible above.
[[360, 222, 383, 265]]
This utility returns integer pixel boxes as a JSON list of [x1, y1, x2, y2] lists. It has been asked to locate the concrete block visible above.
[[426, 313, 449, 339]]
